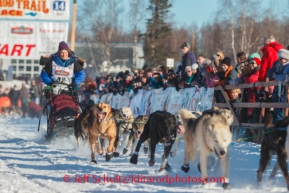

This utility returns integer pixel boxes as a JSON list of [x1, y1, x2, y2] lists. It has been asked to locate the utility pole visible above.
[[191, 30, 195, 53], [70, 0, 77, 51]]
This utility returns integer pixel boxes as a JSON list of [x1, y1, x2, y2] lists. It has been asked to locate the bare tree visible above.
[[128, 0, 146, 69], [78, 0, 124, 74], [215, 0, 237, 63]]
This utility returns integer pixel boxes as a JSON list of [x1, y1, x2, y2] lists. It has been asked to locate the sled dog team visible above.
[[74, 102, 289, 190]]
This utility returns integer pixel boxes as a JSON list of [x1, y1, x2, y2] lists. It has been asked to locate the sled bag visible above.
[[50, 94, 80, 119]]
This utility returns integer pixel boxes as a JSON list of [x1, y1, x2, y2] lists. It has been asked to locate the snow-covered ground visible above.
[[0, 115, 288, 193]]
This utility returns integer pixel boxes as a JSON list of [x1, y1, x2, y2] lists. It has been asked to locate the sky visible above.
[[170, 0, 219, 28], [169, 0, 289, 28], [77, 0, 289, 33], [121, 0, 289, 31]]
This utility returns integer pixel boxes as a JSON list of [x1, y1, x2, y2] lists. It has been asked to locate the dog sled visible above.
[[38, 82, 81, 143]]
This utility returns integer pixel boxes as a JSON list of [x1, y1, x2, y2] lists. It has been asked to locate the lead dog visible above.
[[75, 103, 119, 163], [180, 108, 233, 190], [130, 111, 177, 171]]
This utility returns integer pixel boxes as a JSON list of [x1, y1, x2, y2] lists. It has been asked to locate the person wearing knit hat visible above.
[[266, 49, 289, 82], [191, 63, 199, 70], [248, 53, 261, 60], [183, 64, 204, 88], [269, 48, 289, 123], [277, 49, 289, 60], [221, 57, 231, 67], [252, 58, 261, 66], [217, 56, 239, 102], [218, 56, 237, 87], [236, 57, 262, 122], [40, 41, 86, 90], [247, 58, 261, 72], [58, 41, 71, 55]]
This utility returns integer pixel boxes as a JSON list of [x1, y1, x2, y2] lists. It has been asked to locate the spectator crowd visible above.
[[1, 35, 289, 131]]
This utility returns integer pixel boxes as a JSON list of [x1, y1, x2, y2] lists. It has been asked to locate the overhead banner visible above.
[[0, 0, 70, 20], [0, 21, 68, 59]]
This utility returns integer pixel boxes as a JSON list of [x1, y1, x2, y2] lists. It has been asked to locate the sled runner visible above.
[[38, 82, 81, 143]]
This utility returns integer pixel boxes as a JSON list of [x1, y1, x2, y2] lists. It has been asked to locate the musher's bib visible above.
[[51, 62, 74, 84]]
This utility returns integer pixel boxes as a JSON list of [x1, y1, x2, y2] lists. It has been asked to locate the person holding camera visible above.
[[40, 41, 86, 91], [147, 68, 164, 89], [176, 42, 196, 81]]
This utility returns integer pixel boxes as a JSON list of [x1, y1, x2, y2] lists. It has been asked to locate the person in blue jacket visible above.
[[271, 49, 289, 123], [176, 42, 196, 81], [40, 41, 86, 91]]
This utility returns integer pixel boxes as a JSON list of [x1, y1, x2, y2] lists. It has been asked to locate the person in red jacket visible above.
[[259, 35, 284, 82], [244, 58, 260, 84], [244, 58, 261, 123], [229, 57, 261, 123]]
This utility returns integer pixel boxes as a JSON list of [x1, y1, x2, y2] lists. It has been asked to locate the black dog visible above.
[[130, 111, 177, 171], [257, 116, 289, 190]]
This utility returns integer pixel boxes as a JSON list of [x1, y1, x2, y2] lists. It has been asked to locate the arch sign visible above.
[[0, 0, 70, 20]]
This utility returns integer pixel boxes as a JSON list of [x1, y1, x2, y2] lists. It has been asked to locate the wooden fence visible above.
[[213, 81, 289, 143]]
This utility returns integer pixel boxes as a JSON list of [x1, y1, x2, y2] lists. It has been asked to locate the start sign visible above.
[[0, 44, 36, 56], [0, 21, 68, 59], [0, 0, 70, 20]]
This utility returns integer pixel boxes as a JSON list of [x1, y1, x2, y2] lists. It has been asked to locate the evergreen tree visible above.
[[143, 0, 173, 67]]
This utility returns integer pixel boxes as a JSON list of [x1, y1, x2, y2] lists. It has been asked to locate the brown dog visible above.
[[81, 103, 118, 163]]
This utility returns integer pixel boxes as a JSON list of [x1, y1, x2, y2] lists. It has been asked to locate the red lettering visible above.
[[13, 10, 22, 16], [0, 0, 14, 7], [30, 1, 36, 11], [25, 44, 36, 56], [0, 9, 22, 16], [1, 10, 7, 15], [0, 44, 36, 56], [9, 10, 16, 15], [11, 44, 23, 56], [0, 44, 8, 56], [42, 1, 49, 13], [23, 0, 29, 9], [16, 0, 21, 8], [15, 0, 49, 13]]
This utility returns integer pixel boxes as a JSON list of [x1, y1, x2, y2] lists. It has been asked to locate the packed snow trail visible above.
[[0, 116, 287, 192]]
